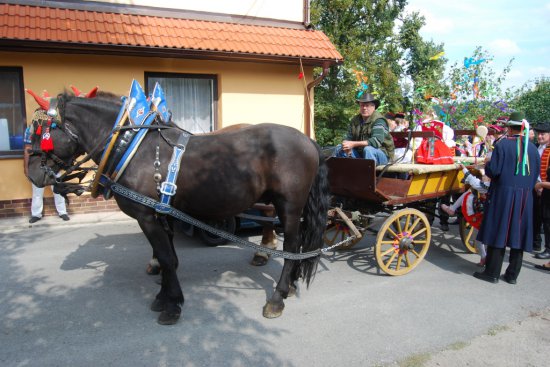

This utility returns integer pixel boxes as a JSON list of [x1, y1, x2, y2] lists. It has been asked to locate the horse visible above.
[[26, 92, 330, 325]]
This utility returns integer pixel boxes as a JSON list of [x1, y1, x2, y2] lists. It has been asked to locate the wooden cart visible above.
[[324, 156, 469, 276]]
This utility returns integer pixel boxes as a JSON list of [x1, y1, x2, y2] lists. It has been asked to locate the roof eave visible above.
[[0, 40, 343, 67]]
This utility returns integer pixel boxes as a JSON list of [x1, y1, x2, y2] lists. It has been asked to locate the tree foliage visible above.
[[310, 1, 549, 145], [310, 0, 445, 146], [513, 77, 550, 124]]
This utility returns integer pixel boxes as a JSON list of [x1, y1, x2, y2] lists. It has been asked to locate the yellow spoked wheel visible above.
[[323, 222, 362, 250], [375, 208, 431, 276], [459, 217, 478, 254]]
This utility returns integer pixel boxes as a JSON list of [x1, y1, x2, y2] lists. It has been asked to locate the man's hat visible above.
[[488, 124, 505, 133], [385, 112, 395, 119], [504, 111, 526, 126], [533, 122, 550, 133], [356, 93, 380, 109]]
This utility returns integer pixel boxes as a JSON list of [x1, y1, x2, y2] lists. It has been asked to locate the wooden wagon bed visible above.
[[326, 157, 466, 206]]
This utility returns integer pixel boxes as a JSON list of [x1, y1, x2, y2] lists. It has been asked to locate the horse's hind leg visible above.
[[138, 216, 183, 325], [262, 211, 301, 318]]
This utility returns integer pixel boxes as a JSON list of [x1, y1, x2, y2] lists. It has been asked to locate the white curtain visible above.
[[148, 77, 213, 134]]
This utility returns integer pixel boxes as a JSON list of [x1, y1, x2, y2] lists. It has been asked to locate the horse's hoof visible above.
[[250, 254, 269, 267], [146, 263, 161, 275], [262, 301, 284, 318], [157, 308, 181, 325], [150, 298, 166, 312]]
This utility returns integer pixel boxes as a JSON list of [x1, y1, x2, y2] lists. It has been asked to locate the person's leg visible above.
[[543, 216, 550, 254], [362, 146, 388, 166], [533, 194, 542, 251], [449, 192, 465, 212], [439, 195, 450, 227], [474, 246, 504, 282], [333, 144, 348, 158], [476, 242, 487, 265], [52, 186, 69, 220], [504, 248, 523, 283], [31, 184, 44, 218]]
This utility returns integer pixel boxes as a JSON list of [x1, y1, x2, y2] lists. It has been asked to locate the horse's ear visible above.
[[70, 85, 82, 96], [86, 86, 99, 98], [26, 88, 50, 111]]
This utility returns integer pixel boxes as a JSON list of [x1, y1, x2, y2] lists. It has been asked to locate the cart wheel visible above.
[[459, 217, 478, 254], [323, 223, 362, 250], [375, 208, 431, 276], [198, 217, 237, 246]]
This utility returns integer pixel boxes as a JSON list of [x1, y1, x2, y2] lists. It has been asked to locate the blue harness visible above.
[[96, 80, 188, 212]]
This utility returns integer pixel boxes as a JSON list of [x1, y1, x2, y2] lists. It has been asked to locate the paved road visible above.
[[1, 212, 549, 366]]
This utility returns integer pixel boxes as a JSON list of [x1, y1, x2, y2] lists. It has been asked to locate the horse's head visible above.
[[25, 105, 84, 187], [25, 88, 121, 190]]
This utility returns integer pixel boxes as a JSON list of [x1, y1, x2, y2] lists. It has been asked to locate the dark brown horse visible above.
[[26, 92, 330, 325]]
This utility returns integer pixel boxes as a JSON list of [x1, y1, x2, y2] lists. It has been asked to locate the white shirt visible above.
[[538, 143, 547, 157]]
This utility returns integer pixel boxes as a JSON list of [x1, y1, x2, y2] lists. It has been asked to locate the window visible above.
[[145, 72, 217, 134], [0, 67, 26, 156]]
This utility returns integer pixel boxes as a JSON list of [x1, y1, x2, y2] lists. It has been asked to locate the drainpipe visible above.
[[303, 0, 310, 28], [304, 62, 330, 138]]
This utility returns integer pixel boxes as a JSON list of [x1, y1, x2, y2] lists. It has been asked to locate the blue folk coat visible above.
[[477, 136, 540, 250]]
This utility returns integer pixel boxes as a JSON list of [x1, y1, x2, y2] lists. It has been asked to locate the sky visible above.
[[405, 0, 550, 90]]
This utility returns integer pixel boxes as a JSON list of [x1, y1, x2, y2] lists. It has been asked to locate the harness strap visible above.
[[104, 179, 325, 260], [90, 98, 129, 197], [156, 132, 191, 214]]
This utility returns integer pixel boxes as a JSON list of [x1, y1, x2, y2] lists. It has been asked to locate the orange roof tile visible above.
[[0, 3, 343, 65]]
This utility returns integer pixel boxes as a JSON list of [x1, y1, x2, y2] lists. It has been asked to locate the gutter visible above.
[[304, 62, 330, 138]]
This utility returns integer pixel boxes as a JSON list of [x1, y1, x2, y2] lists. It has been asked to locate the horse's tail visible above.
[[298, 140, 331, 287]]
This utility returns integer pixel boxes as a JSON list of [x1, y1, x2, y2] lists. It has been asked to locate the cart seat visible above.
[[375, 163, 461, 175]]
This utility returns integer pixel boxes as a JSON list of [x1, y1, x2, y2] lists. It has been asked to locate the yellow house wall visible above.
[[0, 51, 313, 201]]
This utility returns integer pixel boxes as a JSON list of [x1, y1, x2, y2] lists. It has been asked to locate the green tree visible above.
[[440, 47, 515, 128], [513, 77, 550, 124], [310, 0, 445, 146]]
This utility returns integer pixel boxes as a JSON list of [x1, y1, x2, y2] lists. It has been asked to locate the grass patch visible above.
[[447, 341, 470, 350], [487, 325, 510, 336], [397, 352, 432, 367]]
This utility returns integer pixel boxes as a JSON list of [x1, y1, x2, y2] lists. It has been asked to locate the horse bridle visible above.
[[29, 98, 94, 190]]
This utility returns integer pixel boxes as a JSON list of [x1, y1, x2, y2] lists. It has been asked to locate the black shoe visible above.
[[439, 223, 449, 232], [535, 250, 550, 259], [473, 271, 499, 284], [59, 214, 70, 221], [534, 264, 550, 272], [29, 216, 41, 224], [502, 274, 517, 284]]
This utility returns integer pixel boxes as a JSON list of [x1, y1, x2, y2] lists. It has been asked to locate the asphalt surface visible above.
[[1, 211, 549, 367]]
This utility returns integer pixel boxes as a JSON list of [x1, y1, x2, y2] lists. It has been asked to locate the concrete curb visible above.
[[0, 211, 134, 234]]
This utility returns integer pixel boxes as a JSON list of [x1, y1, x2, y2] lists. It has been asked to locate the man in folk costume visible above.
[[474, 112, 540, 284], [333, 93, 395, 166], [533, 122, 550, 258]]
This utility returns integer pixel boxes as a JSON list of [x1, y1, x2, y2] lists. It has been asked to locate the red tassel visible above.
[[35, 125, 42, 135], [298, 72, 304, 79], [40, 121, 54, 152]]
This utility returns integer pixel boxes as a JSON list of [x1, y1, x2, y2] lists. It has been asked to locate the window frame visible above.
[[0, 66, 27, 158], [144, 72, 219, 132]]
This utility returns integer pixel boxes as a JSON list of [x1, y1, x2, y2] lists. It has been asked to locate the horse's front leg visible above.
[[138, 217, 183, 325]]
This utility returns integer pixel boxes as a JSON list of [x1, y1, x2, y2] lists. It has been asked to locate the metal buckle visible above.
[[160, 181, 177, 196]]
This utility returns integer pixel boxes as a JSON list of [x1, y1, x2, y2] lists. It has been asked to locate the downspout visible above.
[[304, 62, 330, 138], [303, 0, 310, 28]]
